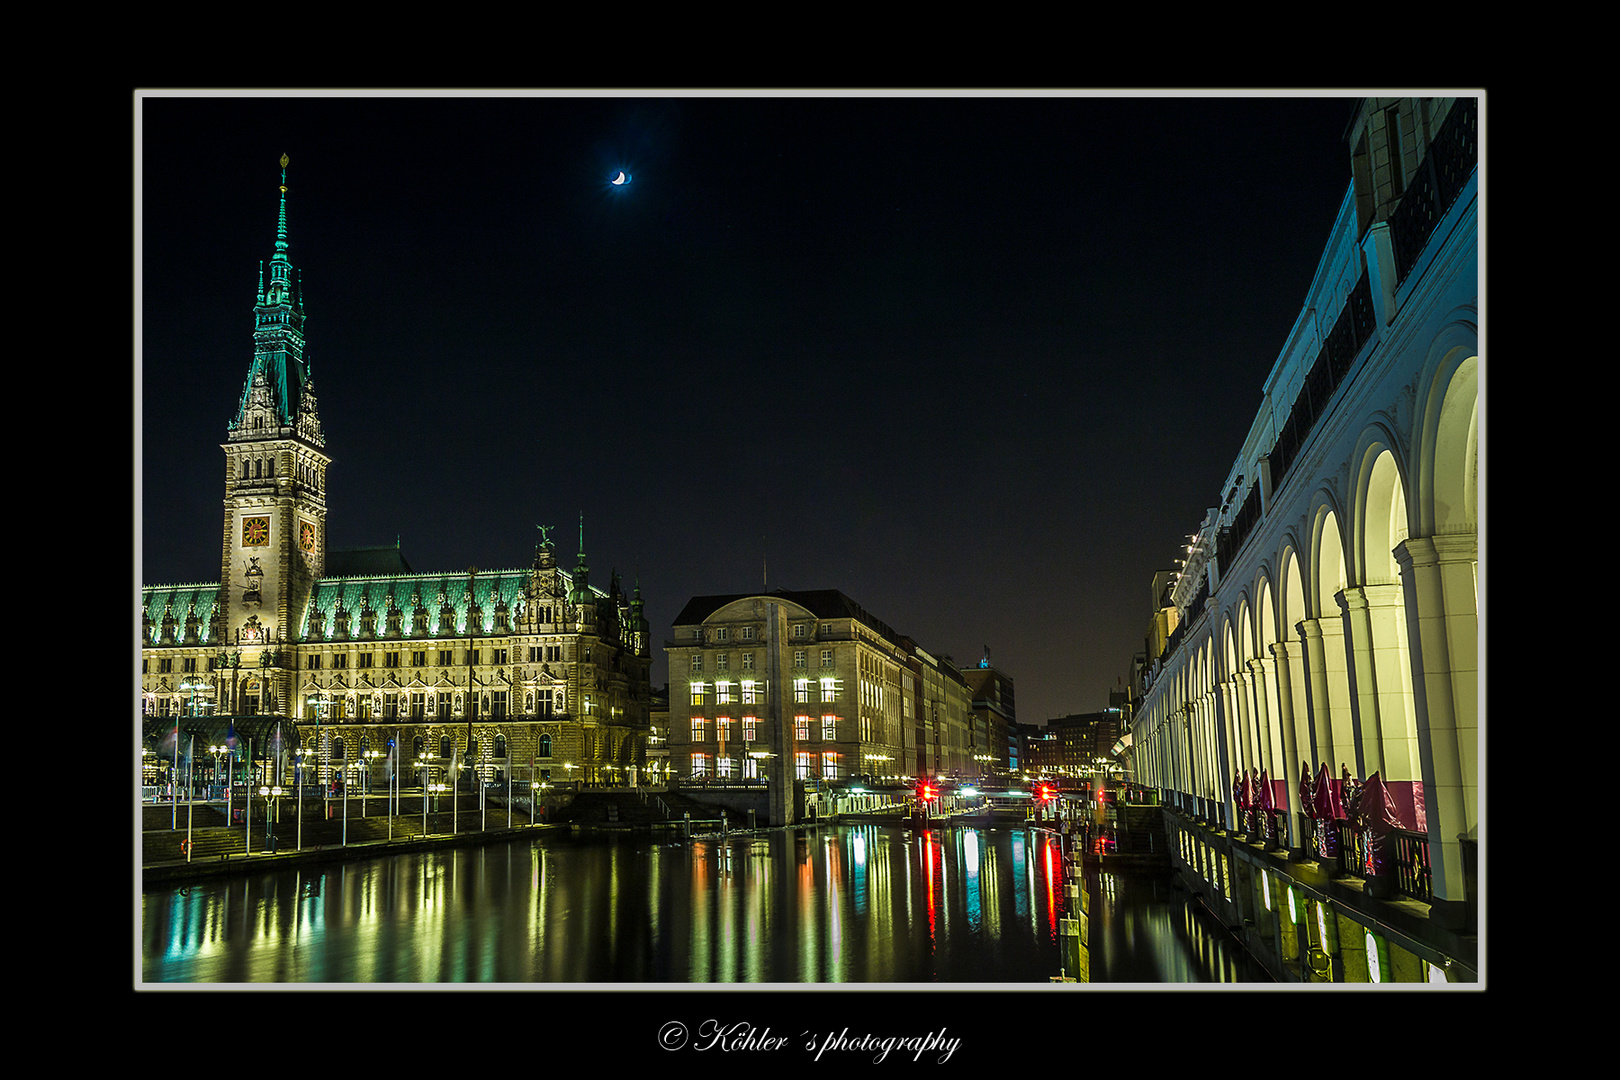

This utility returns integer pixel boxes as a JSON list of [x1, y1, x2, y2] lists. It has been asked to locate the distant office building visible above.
[[959, 654, 1015, 772], [666, 590, 976, 799], [140, 157, 653, 790], [1015, 712, 1120, 778]]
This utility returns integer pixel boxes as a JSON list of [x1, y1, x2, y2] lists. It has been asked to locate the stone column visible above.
[[1394, 534, 1478, 920], [1250, 653, 1285, 845], [1212, 683, 1236, 832], [1299, 615, 1354, 776], [1337, 586, 1383, 779], [1201, 691, 1219, 819], [1271, 641, 1307, 854], [1247, 656, 1278, 777]]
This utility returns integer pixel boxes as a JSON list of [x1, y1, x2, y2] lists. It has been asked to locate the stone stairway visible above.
[[1113, 804, 1166, 855]]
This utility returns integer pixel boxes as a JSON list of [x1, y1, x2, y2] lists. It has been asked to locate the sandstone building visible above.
[[140, 157, 652, 792]]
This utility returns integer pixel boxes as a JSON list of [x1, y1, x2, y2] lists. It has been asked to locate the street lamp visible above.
[[210, 743, 233, 827], [258, 783, 284, 853], [418, 755, 432, 834], [363, 749, 383, 817], [428, 782, 448, 833]]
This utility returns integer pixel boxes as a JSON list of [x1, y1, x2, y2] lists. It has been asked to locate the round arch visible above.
[[1349, 424, 1413, 586], [1411, 316, 1480, 538]]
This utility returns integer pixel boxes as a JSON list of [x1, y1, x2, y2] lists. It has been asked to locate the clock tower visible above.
[[220, 154, 330, 693]]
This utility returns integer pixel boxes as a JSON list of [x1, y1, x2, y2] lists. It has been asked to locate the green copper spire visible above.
[[231, 153, 318, 444], [570, 513, 592, 606]]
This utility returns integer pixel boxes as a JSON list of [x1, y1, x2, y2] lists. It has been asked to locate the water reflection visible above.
[[1085, 871, 1271, 983], [141, 825, 1070, 985]]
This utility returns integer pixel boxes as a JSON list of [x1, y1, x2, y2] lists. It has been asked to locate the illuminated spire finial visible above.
[[275, 154, 290, 257]]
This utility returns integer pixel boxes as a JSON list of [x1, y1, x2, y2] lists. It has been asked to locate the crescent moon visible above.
[[612, 171, 627, 185]]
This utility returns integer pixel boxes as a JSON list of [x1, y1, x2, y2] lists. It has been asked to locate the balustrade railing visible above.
[[1334, 822, 1432, 903]]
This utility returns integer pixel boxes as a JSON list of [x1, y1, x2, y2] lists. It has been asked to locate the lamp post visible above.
[[210, 743, 232, 829], [363, 749, 382, 817], [294, 748, 305, 851], [418, 755, 432, 834], [429, 782, 448, 833], [258, 782, 283, 853]]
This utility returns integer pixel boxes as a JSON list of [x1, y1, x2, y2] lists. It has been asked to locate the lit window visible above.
[[822, 752, 839, 779], [718, 755, 734, 779], [822, 714, 837, 740], [795, 752, 812, 779], [820, 676, 839, 702], [690, 681, 707, 706], [691, 753, 710, 778], [716, 717, 731, 743], [794, 678, 810, 703], [691, 717, 708, 742], [795, 715, 810, 740], [715, 680, 732, 705], [740, 679, 758, 704], [742, 716, 757, 742]]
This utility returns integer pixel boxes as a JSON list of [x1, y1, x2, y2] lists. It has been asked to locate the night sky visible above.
[[137, 91, 1357, 725]]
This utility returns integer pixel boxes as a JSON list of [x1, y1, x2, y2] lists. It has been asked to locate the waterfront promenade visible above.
[[140, 786, 921, 887], [139, 787, 728, 886]]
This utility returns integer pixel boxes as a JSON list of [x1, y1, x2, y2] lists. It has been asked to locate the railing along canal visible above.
[[1331, 821, 1432, 903]]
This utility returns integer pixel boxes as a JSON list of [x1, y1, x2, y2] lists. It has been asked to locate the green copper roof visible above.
[[141, 583, 223, 646], [301, 567, 605, 640]]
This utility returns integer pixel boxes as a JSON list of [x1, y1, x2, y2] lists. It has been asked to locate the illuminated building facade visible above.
[[1024, 711, 1122, 778], [1128, 98, 1478, 981], [960, 659, 1014, 772], [666, 590, 975, 810], [140, 158, 653, 789]]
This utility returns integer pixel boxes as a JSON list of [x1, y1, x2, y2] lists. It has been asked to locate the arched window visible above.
[[539, 733, 552, 758], [439, 736, 452, 759], [494, 734, 507, 758], [359, 735, 370, 756], [412, 735, 424, 757], [332, 737, 346, 761]]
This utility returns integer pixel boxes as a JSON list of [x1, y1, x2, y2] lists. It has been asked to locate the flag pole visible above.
[[171, 714, 179, 831], [186, 734, 195, 861]]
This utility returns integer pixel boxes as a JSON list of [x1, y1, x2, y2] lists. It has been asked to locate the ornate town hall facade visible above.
[[140, 158, 652, 790]]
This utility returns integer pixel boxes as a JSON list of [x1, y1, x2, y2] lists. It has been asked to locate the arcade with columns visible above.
[[1127, 98, 1478, 982]]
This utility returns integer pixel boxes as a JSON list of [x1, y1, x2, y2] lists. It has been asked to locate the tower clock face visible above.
[[300, 521, 316, 552], [243, 516, 270, 546]]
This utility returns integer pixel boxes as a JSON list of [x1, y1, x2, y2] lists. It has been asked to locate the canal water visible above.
[[140, 824, 1266, 985]]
